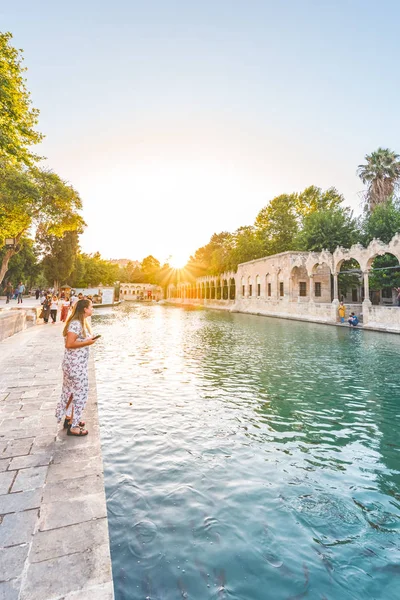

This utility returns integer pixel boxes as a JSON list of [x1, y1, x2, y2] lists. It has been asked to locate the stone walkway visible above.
[[0, 323, 114, 600]]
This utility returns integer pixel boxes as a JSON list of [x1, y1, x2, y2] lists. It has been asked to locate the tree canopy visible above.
[[358, 148, 400, 211], [0, 32, 43, 166]]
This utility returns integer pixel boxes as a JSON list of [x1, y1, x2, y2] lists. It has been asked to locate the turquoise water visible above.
[[93, 304, 400, 600]]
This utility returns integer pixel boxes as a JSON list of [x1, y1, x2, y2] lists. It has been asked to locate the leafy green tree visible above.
[[0, 32, 43, 166], [295, 186, 344, 218], [120, 261, 145, 283], [0, 237, 41, 290], [362, 198, 400, 245], [255, 194, 299, 255], [39, 231, 79, 289], [226, 226, 264, 271], [296, 208, 360, 253], [69, 253, 120, 288], [357, 148, 400, 211], [186, 232, 231, 278], [0, 163, 85, 285]]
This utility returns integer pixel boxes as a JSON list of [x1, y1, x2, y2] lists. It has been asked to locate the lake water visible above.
[[93, 303, 400, 600]]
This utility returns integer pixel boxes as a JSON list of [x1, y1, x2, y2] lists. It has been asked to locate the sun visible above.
[[169, 254, 188, 270]]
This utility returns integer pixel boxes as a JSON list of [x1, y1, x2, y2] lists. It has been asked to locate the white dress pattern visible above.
[[56, 320, 91, 427]]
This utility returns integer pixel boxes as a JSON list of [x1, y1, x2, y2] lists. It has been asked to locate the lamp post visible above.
[[5, 238, 16, 249]]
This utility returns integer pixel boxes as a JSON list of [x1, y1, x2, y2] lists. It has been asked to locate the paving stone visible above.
[[0, 471, 15, 494], [0, 458, 10, 473], [42, 474, 104, 504], [0, 579, 20, 600], [39, 493, 107, 531], [63, 581, 114, 600], [0, 508, 38, 547], [0, 489, 42, 515], [19, 544, 112, 600], [9, 452, 53, 470], [11, 466, 47, 492], [30, 517, 109, 563], [1, 438, 33, 458], [46, 459, 103, 483], [0, 543, 29, 580]]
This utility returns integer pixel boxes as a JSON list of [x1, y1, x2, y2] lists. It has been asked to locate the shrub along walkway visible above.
[[0, 322, 114, 600]]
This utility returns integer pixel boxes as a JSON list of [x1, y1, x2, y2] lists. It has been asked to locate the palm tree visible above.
[[357, 147, 400, 211]]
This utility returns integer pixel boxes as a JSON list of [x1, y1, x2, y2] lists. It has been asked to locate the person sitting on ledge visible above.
[[348, 312, 359, 327]]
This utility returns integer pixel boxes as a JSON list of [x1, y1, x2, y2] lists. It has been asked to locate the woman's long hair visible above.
[[63, 299, 92, 337]]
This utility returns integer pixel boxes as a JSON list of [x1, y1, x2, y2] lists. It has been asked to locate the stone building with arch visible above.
[[166, 234, 400, 332], [120, 283, 163, 301]]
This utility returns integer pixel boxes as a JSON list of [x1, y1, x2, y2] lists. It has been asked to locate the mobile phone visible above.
[[92, 334, 101, 340]]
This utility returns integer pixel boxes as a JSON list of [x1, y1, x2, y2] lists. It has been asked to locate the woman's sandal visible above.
[[63, 418, 85, 429], [67, 426, 89, 437]]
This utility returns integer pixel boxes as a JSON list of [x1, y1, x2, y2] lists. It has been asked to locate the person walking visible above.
[[50, 295, 59, 323], [41, 294, 52, 324], [5, 281, 13, 304], [35, 288, 40, 300], [60, 296, 70, 322], [17, 281, 25, 303], [55, 299, 99, 436], [338, 301, 346, 323]]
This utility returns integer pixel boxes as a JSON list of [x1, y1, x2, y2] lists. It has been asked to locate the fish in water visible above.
[[177, 577, 188, 599]]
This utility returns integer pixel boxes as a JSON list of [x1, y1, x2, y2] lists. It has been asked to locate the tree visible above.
[[362, 198, 400, 245], [69, 253, 120, 288], [295, 185, 344, 218], [40, 231, 79, 289], [297, 207, 360, 253], [0, 163, 85, 285], [357, 148, 400, 211], [0, 237, 41, 291], [0, 32, 43, 166], [255, 194, 299, 255]]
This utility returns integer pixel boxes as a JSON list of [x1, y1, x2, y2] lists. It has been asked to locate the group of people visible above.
[[4, 281, 25, 303], [40, 291, 90, 324], [338, 302, 359, 327]]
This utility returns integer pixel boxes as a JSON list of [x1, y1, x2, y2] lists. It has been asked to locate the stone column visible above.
[[333, 272, 339, 301], [362, 270, 372, 324], [309, 275, 314, 303], [331, 271, 339, 321]]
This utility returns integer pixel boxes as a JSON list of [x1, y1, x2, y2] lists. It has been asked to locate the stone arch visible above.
[[337, 259, 362, 303], [290, 265, 309, 301], [367, 252, 400, 305], [265, 272, 272, 298], [256, 274, 261, 297], [210, 280, 216, 299], [310, 262, 332, 302], [247, 276, 253, 298], [241, 276, 245, 298], [229, 277, 236, 300], [222, 278, 229, 300]]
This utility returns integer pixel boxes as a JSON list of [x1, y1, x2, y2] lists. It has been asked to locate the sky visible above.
[[2, 1, 400, 268]]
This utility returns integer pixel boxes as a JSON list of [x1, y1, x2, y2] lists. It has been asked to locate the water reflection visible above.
[[94, 304, 400, 600]]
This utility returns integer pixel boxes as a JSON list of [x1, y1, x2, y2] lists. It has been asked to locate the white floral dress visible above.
[[56, 320, 91, 427]]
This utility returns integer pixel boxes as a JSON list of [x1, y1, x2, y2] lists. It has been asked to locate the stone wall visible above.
[[0, 307, 41, 343]]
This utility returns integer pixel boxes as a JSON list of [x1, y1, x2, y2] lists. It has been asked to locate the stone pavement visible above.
[[0, 322, 114, 599]]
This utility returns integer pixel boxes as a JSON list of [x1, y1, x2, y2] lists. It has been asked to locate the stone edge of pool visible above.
[[164, 300, 400, 335]]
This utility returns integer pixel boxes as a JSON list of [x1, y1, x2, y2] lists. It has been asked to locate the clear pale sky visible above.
[[2, 1, 400, 267]]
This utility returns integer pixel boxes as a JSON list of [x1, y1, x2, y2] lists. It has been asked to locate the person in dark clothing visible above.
[[41, 295, 52, 323], [35, 288, 40, 300]]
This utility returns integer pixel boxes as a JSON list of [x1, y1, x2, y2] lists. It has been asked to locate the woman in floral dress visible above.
[[56, 299, 99, 436]]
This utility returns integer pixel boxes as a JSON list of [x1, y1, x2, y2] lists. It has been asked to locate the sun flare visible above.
[[168, 253, 189, 270]]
